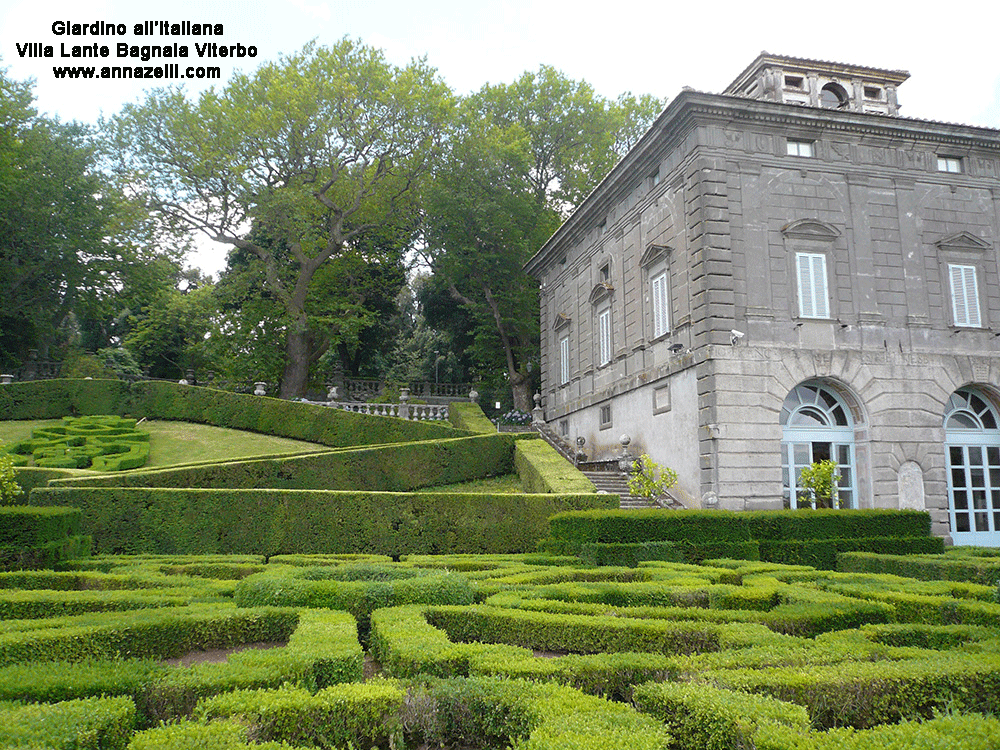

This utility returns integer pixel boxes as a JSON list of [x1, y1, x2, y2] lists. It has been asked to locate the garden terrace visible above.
[[0, 552, 998, 748]]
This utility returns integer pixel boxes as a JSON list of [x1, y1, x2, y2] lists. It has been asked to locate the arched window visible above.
[[944, 387, 1000, 545], [820, 82, 849, 109], [780, 381, 856, 509]]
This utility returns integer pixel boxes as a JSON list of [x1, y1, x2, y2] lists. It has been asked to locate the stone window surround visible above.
[[782, 219, 841, 322], [640, 244, 673, 343], [935, 232, 992, 330]]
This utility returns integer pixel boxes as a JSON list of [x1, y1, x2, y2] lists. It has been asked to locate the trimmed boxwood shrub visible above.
[[449, 402, 496, 434], [839, 550, 1000, 586], [0, 695, 136, 750], [27, 487, 616, 556]]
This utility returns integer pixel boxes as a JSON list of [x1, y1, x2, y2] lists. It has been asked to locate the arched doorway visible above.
[[944, 387, 1000, 546], [780, 381, 856, 509]]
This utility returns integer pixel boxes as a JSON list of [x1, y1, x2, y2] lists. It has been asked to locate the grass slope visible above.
[[0, 419, 327, 470]]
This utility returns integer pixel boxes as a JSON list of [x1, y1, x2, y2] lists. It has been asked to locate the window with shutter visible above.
[[559, 335, 570, 384], [796, 252, 830, 319], [949, 264, 981, 327], [651, 271, 669, 338], [598, 308, 612, 366]]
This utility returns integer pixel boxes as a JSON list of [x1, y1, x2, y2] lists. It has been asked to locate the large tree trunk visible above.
[[279, 321, 311, 399], [510, 371, 533, 413]]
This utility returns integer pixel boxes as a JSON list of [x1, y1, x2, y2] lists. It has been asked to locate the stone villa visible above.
[[525, 53, 1000, 545]]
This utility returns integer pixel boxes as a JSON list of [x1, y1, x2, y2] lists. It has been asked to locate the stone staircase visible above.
[[582, 469, 657, 510], [534, 423, 680, 510]]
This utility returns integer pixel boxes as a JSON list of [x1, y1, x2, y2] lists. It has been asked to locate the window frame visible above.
[[948, 263, 982, 328], [795, 251, 831, 319], [786, 139, 814, 158], [559, 334, 570, 385], [650, 270, 670, 339], [597, 306, 612, 367], [937, 156, 963, 174]]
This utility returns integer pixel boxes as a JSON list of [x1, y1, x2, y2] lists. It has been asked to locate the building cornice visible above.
[[524, 91, 1000, 278]]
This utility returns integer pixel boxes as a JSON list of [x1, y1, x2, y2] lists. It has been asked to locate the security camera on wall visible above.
[[730, 330, 745, 345]]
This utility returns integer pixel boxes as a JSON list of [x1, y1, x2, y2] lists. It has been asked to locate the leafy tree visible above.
[[423, 67, 663, 410], [797, 460, 840, 509], [104, 39, 453, 398], [628, 454, 678, 500], [0, 68, 110, 367]]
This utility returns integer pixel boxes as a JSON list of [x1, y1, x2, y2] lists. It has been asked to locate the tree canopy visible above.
[[104, 38, 454, 397]]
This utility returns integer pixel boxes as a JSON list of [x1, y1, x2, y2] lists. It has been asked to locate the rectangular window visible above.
[[600, 404, 612, 429], [787, 140, 814, 157], [796, 252, 830, 319], [864, 86, 882, 100], [651, 271, 670, 338], [598, 308, 612, 366], [949, 264, 982, 327], [559, 335, 570, 385], [938, 156, 962, 173]]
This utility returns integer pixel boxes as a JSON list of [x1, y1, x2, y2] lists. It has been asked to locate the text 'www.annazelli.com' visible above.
[[52, 64, 221, 79]]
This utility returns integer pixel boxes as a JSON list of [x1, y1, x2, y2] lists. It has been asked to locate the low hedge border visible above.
[[0, 588, 191, 620], [703, 649, 1000, 729], [633, 679, 810, 750], [137, 677, 670, 750], [0, 695, 136, 750], [25, 487, 616, 556], [0, 608, 362, 724], [0, 603, 299, 665], [838, 550, 1000, 586], [368, 605, 681, 698]]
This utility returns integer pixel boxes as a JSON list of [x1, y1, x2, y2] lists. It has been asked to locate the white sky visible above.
[[3, 0, 999, 277]]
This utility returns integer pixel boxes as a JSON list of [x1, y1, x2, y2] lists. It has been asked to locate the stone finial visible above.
[[253, 382, 267, 396], [618, 433, 635, 472], [327, 385, 339, 401], [400, 387, 410, 403], [469, 388, 479, 403], [0, 374, 13, 385], [531, 393, 545, 425]]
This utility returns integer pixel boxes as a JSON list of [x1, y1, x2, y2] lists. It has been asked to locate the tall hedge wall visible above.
[[514, 439, 595, 495], [45, 434, 516, 493], [25, 487, 617, 556], [0, 379, 465, 446]]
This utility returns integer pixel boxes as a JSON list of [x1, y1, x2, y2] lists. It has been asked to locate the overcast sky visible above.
[[3, 0, 998, 276]]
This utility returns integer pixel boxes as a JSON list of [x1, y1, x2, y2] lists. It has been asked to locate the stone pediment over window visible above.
[[936, 231, 991, 253], [640, 244, 672, 268], [552, 313, 572, 331], [781, 219, 841, 241], [589, 282, 614, 305]]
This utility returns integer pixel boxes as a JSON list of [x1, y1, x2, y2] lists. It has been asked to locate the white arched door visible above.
[[781, 382, 856, 509], [945, 388, 1000, 546]]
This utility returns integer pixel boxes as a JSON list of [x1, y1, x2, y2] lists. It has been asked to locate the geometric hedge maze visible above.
[[1, 415, 150, 471], [1, 552, 1000, 749]]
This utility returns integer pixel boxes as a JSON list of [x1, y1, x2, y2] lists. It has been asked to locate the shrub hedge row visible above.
[[0, 603, 298, 666], [0, 608, 362, 723], [705, 650, 1000, 730], [448, 401, 497, 434], [49, 434, 517, 493], [0, 506, 90, 571], [0, 695, 136, 750], [0, 379, 464, 446], [542, 509, 941, 568], [25, 487, 615, 556], [132, 677, 671, 750], [514, 438, 596, 494], [2, 415, 151, 471], [838, 550, 1000, 586]]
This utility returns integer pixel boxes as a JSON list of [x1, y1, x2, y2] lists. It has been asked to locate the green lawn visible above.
[[0, 419, 328, 469]]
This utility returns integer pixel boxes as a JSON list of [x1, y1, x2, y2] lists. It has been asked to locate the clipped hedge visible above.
[[0, 505, 90, 570], [0, 603, 299, 665], [633, 680, 810, 750], [448, 401, 496, 434], [3, 415, 151, 471], [839, 550, 1000, 586], [0, 379, 465, 446], [0, 695, 136, 750], [544, 509, 938, 568], [49, 434, 516, 493], [26, 487, 616, 556], [0, 608, 361, 718], [514, 438, 596, 494]]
